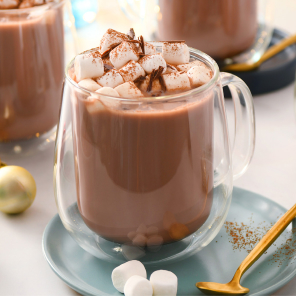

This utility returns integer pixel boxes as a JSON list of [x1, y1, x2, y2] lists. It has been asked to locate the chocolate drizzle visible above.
[[147, 66, 164, 92], [101, 43, 121, 59], [127, 28, 135, 40], [134, 75, 146, 84], [138, 35, 145, 55]]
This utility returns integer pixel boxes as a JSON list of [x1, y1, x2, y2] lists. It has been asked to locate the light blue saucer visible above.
[[42, 187, 296, 296]]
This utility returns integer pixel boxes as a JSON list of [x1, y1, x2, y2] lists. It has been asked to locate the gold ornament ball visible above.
[[0, 166, 37, 214]]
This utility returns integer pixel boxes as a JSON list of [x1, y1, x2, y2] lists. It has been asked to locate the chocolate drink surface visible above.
[[73, 93, 214, 244], [0, 4, 64, 141], [158, 0, 257, 59]]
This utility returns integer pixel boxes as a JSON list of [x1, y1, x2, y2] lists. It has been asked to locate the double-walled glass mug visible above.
[[117, 0, 274, 65], [0, 0, 77, 157], [54, 44, 255, 264]]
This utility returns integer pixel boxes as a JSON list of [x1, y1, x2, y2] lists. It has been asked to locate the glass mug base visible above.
[[60, 185, 232, 265], [0, 127, 56, 158]]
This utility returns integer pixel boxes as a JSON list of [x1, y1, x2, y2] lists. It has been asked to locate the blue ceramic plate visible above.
[[42, 187, 296, 296]]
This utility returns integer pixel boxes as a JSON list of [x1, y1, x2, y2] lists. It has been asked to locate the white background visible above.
[[1, 0, 296, 295]]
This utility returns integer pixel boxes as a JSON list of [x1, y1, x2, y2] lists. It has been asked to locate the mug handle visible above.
[[220, 72, 256, 180]]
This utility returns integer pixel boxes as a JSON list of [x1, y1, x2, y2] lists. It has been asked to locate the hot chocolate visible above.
[[0, 1, 64, 141], [71, 29, 214, 245], [158, 0, 258, 60]]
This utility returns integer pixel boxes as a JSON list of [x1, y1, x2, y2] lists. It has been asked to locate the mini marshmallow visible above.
[[78, 79, 101, 92], [162, 42, 190, 65], [165, 64, 178, 74], [132, 234, 147, 247], [187, 65, 212, 87], [110, 41, 139, 69], [124, 275, 153, 296], [85, 96, 105, 114], [111, 260, 147, 293], [144, 42, 156, 55], [99, 28, 129, 54], [95, 87, 119, 97], [121, 244, 146, 261], [115, 82, 144, 99], [0, 0, 19, 9], [139, 75, 162, 93], [150, 270, 178, 296], [147, 235, 164, 251], [176, 60, 206, 72], [96, 69, 124, 88], [146, 226, 159, 236], [136, 224, 147, 235], [119, 61, 145, 82], [162, 72, 191, 92], [139, 54, 167, 74], [74, 52, 104, 82]]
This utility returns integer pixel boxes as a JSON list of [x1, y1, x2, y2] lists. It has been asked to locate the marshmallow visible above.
[[176, 60, 206, 72], [146, 226, 159, 236], [165, 64, 178, 74], [85, 96, 105, 114], [144, 42, 156, 55], [99, 28, 129, 54], [150, 270, 178, 296], [136, 223, 147, 235], [162, 72, 191, 92], [132, 234, 147, 247], [96, 69, 124, 88], [110, 41, 139, 69], [139, 75, 162, 93], [19, 0, 48, 8], [124, 275, 153, 296], [111, 260, 147, 293], [121, 244, 146, 261], [0, 0, 19, 8], [78, 79, 101, 92], [95, 86, 119, 97], [162, 42, 190, 65], [119, 61, 145, 82], [74, 52, 104, 82], [115, 82, 144, 99], [187, 65, 212, 87], [102, 56, 114, 71], [139, 54, 167, 74]]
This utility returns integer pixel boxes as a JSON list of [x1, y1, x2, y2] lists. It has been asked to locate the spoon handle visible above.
[[233, 203, 296, 281]]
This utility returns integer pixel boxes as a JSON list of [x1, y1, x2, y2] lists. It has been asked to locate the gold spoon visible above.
[[222, 33, 296, 72], [196, 203, 296, 295]]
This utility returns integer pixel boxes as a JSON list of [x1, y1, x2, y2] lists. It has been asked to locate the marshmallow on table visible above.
[[176, 60, 207, 72], [96, 69, 124, 88], [150, 270, 178, 296], [99, 28, 129, 54], [110, 41, 139, 69], [139, 54, 167, 74], [0, 0, 19, 8], [162, 42, 190, 65], [124, 275, 153, 296], [95, 86, 119, 97], [74, 52, 104, 82], [119, 61, 145, 82], [111, 260, 147, 293], [115, 82, 144, 99], [78, 79, 101, 92], [162, 72, 191, 92], [187, 65, 212, 87]]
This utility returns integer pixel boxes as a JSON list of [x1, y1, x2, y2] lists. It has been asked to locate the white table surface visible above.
[[1, 0, 296, 295]]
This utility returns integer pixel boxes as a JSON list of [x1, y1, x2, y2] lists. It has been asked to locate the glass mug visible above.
[[0, 0, 77, 157], [54, 44, 255, 264], [117, 0, 274, 65]]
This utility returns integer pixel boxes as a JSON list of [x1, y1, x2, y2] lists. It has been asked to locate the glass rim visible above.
[[65, 42, 221, 103], [0, 0, 65, 14]]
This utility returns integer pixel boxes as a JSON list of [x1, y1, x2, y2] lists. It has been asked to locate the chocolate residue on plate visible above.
[[224, 214, 296, 267]]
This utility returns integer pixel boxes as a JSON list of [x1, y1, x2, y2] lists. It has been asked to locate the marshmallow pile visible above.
[[0, 0, 54, 9], [73, 28, 213, 103], [112, 260, 178, 296]]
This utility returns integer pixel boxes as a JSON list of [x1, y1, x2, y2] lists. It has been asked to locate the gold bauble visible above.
[[0, 166, 37, 214]]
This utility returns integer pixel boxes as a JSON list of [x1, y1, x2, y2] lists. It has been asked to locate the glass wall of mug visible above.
[[117, 0, 274, 65], [0, 0, 77, 157], [54, 45, 255, 264]]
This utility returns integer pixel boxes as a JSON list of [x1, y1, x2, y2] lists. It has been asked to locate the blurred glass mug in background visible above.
[[117, 0, 274, 65], [54, 44, 255, 264], [0, 0, 78, 157]]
